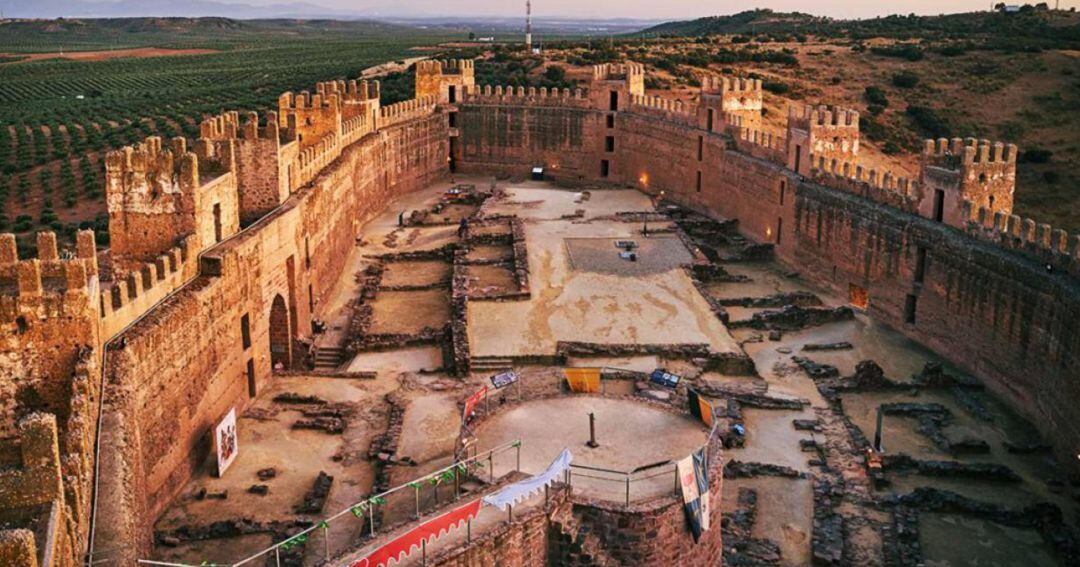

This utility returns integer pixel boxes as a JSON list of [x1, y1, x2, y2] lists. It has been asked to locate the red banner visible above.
[[350, 499, 482, 567], [462, 385, 487, 423]]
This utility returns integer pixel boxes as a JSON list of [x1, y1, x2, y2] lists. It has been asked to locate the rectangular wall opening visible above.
[[697, 136, 704, 161], [707, 109, 714, 131], [609, 91, 619, 111], [776, 217, 783, 245], [696, 171, 702, 193], [904, 294, 918, 324], [794, 145, 803, 175], [779, 180, 786, 205], [600, 159, 610, 178], [605, 136, 615, 152], [241, 313, 251, 350], [247, 359, 257, 398], [213, 203, 223, 243], [448, 85, 457, 104], [914, 246, 928, 284], [448, 112, 457, 128], [933, 189, 945, 222], [606, 114, 615, 128]]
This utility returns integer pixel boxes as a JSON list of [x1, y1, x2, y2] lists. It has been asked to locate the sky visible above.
[[289, 0, 1076, 20]]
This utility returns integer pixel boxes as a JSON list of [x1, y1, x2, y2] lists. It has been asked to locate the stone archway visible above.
[[269, 294, 291, 369]]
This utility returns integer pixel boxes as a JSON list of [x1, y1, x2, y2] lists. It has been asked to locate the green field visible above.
[[0, 18, 458, 249]]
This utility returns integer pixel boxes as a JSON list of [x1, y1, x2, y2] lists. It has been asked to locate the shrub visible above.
[[892, 71, 920, 88], [864, 86, 889, 107], [762, 81, 790, 94], [1021, 148, 1053, 163], [905, 105, 951, 138]]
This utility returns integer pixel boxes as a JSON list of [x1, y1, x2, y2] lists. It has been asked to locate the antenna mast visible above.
[[525, 0, 533, 50]]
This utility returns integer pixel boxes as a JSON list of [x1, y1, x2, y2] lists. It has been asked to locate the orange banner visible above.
[[564, 368, 601, 393]]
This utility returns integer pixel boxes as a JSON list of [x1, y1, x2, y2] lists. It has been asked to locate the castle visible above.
[[0, 58, 1076, 566]]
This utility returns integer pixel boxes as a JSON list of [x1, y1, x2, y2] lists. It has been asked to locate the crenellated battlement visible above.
[[416, 59, 475, 77], [628, 94, 699, 127], [98, 233, 197, 335], [0, 231, 96, 324], [462, 85, 591, 107], [701, 75, 762, 94], [592, 62, 645, 82], [961, 200, 1079, 276], [200, 110, 281, 142], [809, 158, 918, 212], [378, 95, 439, 126], [727, 120, 788, 164], [788, 104, 860, 128], [920, 137, 1018, 224]]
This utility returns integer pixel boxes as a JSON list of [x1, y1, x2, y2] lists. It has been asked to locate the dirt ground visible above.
[[369, 290, 450, 334], [0, 47, 218, 63], [151, 174, 1078, 567]]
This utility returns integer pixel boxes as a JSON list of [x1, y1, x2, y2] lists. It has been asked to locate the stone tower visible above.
[[415, 59, 476, 105], [786, 104, 860, 176], [918, 137, 1018, 227], [699, 75, 763, 132], [105, 136, 239, 276]]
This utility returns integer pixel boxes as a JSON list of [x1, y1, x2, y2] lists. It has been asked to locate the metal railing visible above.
[[137, 440, 522, 567], [566, 419, 722, 507]]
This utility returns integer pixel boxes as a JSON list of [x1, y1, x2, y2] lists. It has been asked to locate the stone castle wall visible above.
[[1, 57, 1078, 566], [92, 110, 448, 562], [453, 71, 1080, 478]]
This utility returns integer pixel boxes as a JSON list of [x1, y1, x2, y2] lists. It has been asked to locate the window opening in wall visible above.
[[15, 316, 27, 335], [780, 180, 786, 205], [305, 238, 311, 270], [241, 313, 251, 349], [448, 85, 457, 104], [605, 136, 615, 152], [696, 171, 702, 193], [247, 359, 257, 398], [776, 217, 783, 245], [904, 294, 918, 324], [606, 114, 615, 128], [697, 136, 704, 161], [794, 145, 803, 174], [914, 247, 928, 284], [448, 112, 457, 128], [989, 195, 995, 209], [600, 160, 610, 178], [213, 203, 223, 243], [933, 189, 945, 222], [609, 91, 619, 111], [309, 284, 314, 315], [707, 109, 714, 131], [849, 283, 869, 311]]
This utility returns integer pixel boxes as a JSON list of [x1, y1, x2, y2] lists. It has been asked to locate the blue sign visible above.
[[649, 369, 681, 388]]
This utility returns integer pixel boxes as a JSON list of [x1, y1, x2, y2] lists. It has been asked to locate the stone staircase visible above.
[[469, 356, 514, 373], [313, 345, 346, 371]]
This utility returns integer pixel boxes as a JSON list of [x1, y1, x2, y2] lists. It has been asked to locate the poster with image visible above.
[[215, 408, 239, 477]]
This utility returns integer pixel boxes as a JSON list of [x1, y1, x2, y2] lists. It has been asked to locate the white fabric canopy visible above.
[[482, 448, 572, 511]]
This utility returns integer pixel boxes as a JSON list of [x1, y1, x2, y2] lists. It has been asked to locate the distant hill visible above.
[[0, 0, 364, 20], [638, 8, 1080, 47]]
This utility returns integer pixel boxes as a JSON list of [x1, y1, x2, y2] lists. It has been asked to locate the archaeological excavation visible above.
[[0, 54, 1078, 567]]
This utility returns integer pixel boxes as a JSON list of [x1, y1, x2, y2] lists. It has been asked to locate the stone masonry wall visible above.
[[92, 111, 448, 563]]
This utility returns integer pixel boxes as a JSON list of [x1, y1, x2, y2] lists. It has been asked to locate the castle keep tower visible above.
[[415, 59, 476, 105], [918, 137, 1017, 227], [105, 136, 240, 276], [786, 105, 860, 175], [700, 76, 763, 131]]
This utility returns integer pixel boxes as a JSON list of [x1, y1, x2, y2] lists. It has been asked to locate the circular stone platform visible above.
[[474, 396, 708, 502]]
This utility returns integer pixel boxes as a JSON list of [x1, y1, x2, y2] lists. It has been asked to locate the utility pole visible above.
[[525, 0, 533, 51]]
